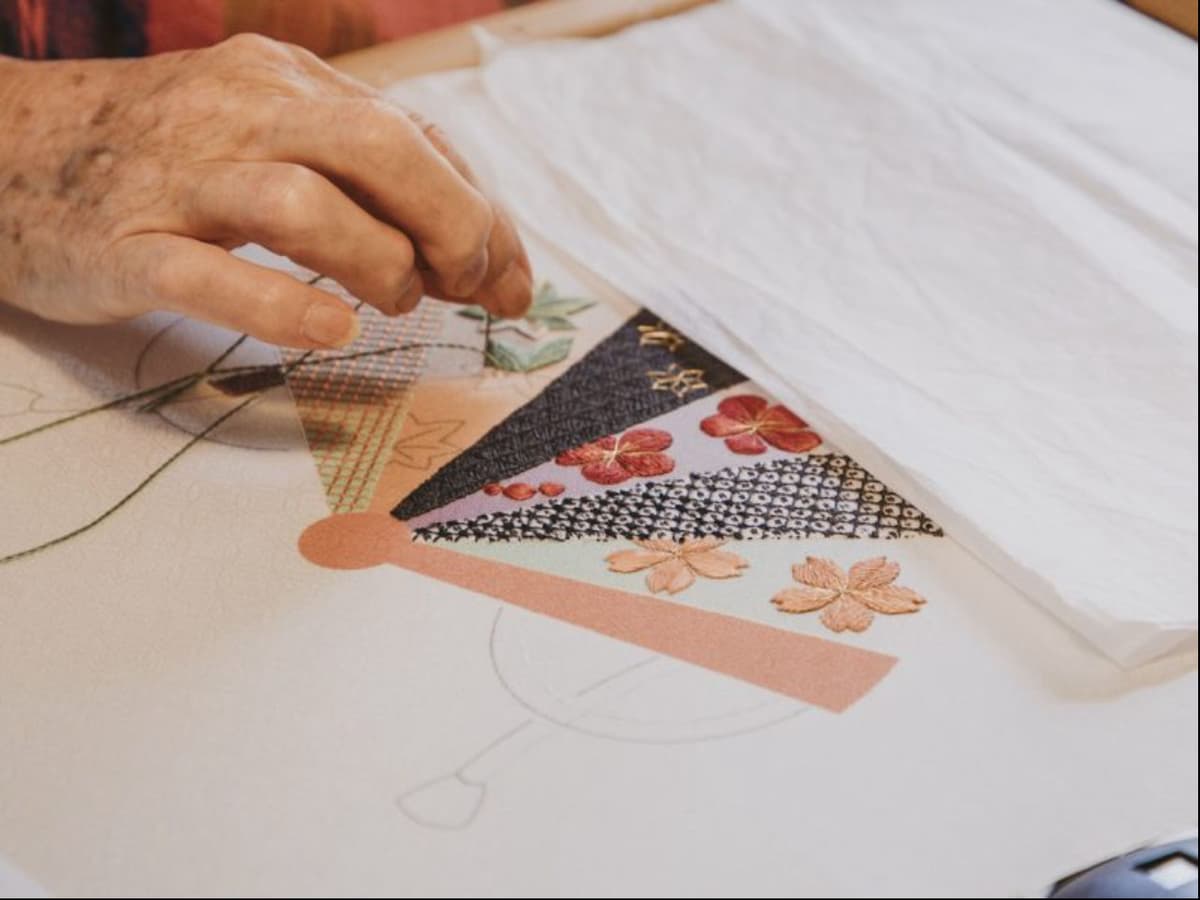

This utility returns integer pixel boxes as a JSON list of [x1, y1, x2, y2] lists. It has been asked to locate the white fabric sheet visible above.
[[396, 0, 1199, 666]]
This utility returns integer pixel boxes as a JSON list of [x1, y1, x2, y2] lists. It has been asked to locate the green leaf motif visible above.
[[525, 336, 573, 370], [485, 336, 573, 373], [458, 282, 595, 330], [527, 298, 595, 323], [484, 339, 527, 372]]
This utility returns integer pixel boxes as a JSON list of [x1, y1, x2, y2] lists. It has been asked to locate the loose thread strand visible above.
[[0, 395, 259, 566], [0, 286, 493, 564], [0, 373, 200, 447]]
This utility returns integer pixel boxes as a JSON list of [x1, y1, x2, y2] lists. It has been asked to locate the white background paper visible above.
[[403, 0, 1199, 666]]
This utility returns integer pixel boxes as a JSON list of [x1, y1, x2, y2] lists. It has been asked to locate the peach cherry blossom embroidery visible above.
[[606, 537, 749, 594], [555, 428, 675, 485], [700, 395, 821, 455], [772, 557, 926, 633]]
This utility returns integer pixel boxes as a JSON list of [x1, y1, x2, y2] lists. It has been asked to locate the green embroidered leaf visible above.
[[527, 298, 595, 321], [485, 336, 573, 373], [455, 283, 594, 331], [524, 336, 573, 370], [484, 339, 528, 372]]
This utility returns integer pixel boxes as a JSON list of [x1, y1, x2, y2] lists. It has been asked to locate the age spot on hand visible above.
[[91, 100, 118, 127], [56, 145, 116, 196], [2, 174, 29, 194]]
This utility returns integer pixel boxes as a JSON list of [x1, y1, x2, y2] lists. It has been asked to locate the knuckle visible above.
[[382, 230, 416, 269], [349, 99, 404, 153], [437, 194, 493, 266], [144, 250, 190, 302], [218, 32, 284, 59], [414, 116, 449, 152], [257, 167, 322, 233], [280, 40, 321, 66], [377, 257, 416, 297]]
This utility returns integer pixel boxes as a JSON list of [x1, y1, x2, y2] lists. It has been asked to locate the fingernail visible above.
[[451, 248, 489, 297], [302, 304, 359, 347], [392, 271, 425, 315]]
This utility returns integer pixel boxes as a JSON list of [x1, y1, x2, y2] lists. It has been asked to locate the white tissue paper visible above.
[[389, 0, 1198, 666]]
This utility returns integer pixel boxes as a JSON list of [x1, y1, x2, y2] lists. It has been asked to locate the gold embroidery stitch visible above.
[[646, 363, 708, 398], [637, 322, 686, 352]]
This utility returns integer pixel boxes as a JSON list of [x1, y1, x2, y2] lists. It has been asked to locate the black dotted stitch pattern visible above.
[[392, 310, 746, 521], [414, 454, 944, 543]]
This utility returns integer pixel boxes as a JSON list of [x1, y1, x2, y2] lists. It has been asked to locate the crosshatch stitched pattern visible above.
[[284, 301, 444, 513], [414, 454, 944, 542], [392, 310, 747, 521]]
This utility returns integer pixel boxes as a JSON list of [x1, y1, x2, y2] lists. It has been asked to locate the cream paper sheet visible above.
[[384, 0, 1199, 667]]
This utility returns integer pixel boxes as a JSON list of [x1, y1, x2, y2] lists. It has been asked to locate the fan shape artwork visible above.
[[0, 270, 945, 715], [296, 280, 945, 713]]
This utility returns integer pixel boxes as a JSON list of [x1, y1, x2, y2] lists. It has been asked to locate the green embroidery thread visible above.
[[0, 289, 490, 565]]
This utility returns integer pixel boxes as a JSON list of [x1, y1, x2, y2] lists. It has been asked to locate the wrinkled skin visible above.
[[0, 34, 532, 349]]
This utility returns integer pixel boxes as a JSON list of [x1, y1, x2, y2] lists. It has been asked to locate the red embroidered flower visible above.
[[700, 395, 820, 455], [539, 482, 565, 497], [483, 483, 503, 496], [555, 428, 675, 485]]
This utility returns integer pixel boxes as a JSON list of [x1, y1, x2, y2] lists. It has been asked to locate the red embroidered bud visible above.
[[503, 483, 536, 501]]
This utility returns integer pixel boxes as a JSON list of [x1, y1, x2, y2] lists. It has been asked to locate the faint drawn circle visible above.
[[489, 607, 805, 744], [134, 317, 301, 450]]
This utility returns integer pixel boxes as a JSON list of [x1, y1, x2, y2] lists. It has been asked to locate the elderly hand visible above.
[[0, 35, 532, 349]]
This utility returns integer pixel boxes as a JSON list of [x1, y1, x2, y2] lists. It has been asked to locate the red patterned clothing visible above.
[[0, 0, 523, 60]]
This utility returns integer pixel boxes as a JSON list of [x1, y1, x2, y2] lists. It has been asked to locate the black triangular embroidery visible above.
[[414, 454, 944, 542], [392, 310, 746, 520]]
